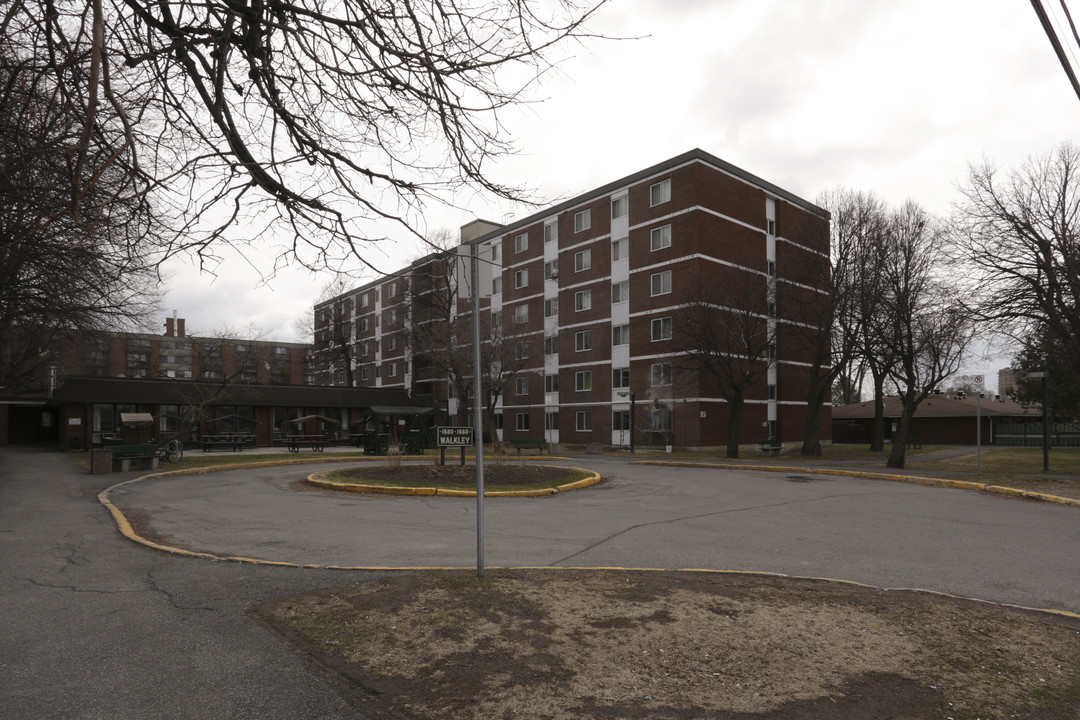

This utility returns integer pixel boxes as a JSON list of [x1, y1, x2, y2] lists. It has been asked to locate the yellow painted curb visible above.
[[632, 460, 1080, 507], [305, 465, 602, 498]]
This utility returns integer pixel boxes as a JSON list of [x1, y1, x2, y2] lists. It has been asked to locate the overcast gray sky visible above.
[[160, 0, 1078, 389]]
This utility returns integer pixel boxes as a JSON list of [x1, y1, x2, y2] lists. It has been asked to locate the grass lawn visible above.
[[931, 446, 1080, 475]]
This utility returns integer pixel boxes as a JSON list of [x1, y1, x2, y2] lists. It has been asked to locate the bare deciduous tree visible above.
[[953, 142, 1080, 372], [0, 48, 161, 393], [406, 242, 541, 451], [2, 1, 608, 273], [671, 265, 774, 459], [878, 203, 974, 468]]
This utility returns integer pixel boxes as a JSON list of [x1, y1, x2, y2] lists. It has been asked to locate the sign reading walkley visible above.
[[437, 426, 474, 447]]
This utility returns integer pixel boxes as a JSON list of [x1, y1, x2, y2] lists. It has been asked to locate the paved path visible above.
[[109, 453, 1080, 614], [0, 447, 375, 720], [5, 446, 1079, 719]]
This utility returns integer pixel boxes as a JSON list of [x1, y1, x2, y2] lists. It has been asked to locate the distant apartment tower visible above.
[[312, 149, 831, 450]]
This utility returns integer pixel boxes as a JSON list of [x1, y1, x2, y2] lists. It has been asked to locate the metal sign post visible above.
[[974, 375, 984, 475], [471, 244, 485, 577]]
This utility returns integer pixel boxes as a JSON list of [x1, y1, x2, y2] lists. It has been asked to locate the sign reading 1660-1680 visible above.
[[437, 426, 474, 447]]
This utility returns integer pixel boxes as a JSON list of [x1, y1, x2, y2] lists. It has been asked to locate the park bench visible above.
[[108, 443, 159, 472], [906, 435, 922, 449], [509, 438, 548, 457], [758, 438, 782, 456]]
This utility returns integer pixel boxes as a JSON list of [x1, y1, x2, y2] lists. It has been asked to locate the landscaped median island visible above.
[[307, 463, 600, 496], [251, 569, 1080, 720]]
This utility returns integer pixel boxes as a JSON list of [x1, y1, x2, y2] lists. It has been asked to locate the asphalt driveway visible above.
[[106, 453, 1080, 614]]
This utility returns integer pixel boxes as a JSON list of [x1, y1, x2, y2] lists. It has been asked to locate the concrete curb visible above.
[[305, 465, 602, 497], [632, 460, 1080, 507]]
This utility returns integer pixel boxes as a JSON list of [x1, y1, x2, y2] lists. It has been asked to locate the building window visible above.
[[387, 362, 396, 378], [612, 280, 629, 304], [492, 276, 502, 295], [612, 324, 630, 346], [574, 209, 591, 232], [575, 289, 592, 311], [767, 261, 776, 277], [575, 330, 592, 352], [650, 224, 672, 251], [545, 374, 559, 393], [360, 341, 369, 356], [388, 309, 397, 324], [375, 365, 381, 378], [544, 260, 558, 280], [516, 376, 529, 395], [515, 232, 528, 253], [275, 346, 290, 356], [492, 310, 502, 328], [612, 238, 628, 261], [361, 294, 369, 308], [611, 195, 628, 219], [360, 318, 368, 332], [515, 269, 529, 289], [574, 249, 591, 272], [514, 304, 529, 324], [387, 283, 397, 298], [516, 341, 528, 360], [388, 336, 397, 351], [544, 223, 557, 244], [651, 362, 672, 386], [545, 411, 559, 430], [767, 218, 776, 236], [768, 384, 777, 400], [651, 317, 672, 341], [576, 410, 592, 431], [612, 367, 630, 388], [544, 298, 558, 318], [650, 270, 672, 296], [517, 413, 530, 431], [491, 243, 502, 263], [544, 336, 559, 355], [650, 178, 671, 206], [575, 371, 592, 391], [613, 410, 631, 431]]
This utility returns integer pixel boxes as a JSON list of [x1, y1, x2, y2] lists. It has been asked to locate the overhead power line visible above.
[[1031, 0, 1080, 103]]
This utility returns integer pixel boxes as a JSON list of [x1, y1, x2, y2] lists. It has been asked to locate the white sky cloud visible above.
[[160, 0, 1079, 389]]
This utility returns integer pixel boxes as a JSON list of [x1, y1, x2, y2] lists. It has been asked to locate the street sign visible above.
[[973, 375, 985, 388], [437, 426, 474, 447]]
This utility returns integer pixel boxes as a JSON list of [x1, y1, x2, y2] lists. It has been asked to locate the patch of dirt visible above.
[[251, 570, 1080, 719], [334, 463, 580, 487], [115, 506, 178, 547]]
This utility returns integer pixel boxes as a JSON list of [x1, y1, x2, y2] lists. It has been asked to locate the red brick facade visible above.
[[313, 149, 832, 451]]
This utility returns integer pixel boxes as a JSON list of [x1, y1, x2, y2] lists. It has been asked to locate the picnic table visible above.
[[201, 434, 255, 452], [287, 434, 325, 452]]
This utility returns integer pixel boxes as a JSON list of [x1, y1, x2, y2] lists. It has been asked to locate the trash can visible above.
[[91, 449, 113, 474]]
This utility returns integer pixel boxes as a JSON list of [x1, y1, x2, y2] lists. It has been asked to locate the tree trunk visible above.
[[725, 397, 743, 459], [887, 404, 915, 468], [801, 378, 827, 456], [870, 370, 886, 452]]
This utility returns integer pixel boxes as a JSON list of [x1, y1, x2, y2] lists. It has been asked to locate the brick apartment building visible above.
[[0, 316, 320, 447], [313, 149, 832, 451]]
